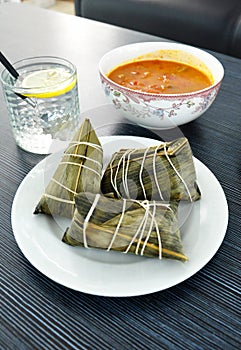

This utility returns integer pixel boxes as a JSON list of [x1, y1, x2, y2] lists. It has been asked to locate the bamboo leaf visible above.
[[62, 193, 188, 262], [34, 119, 103, 218], [101, 137, 201, 202]]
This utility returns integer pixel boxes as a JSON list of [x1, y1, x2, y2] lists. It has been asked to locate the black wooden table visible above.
[[0, 4, 240, 350]]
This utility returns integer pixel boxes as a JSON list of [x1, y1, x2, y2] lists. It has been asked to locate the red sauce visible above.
[[107, 59, 212, 94]]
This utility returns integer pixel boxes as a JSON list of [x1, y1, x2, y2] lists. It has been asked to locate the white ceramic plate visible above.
[[11, 136, 228, 297]]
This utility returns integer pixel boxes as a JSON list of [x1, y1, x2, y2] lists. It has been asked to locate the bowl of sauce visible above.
[[99, 42, 224, 129]]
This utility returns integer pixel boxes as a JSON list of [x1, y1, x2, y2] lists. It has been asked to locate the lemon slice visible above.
[[16, 67, 77, 98]]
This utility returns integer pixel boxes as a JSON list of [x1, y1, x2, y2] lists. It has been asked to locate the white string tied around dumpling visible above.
[[139, 147, 150, 200], [138, 201, 163, 259], [50, 178, 78, 195], [64, 153, 102, 170], [67, 141, 103, 151], [122, 149, 135, 198], [107, 198, 127, 251], [153, 146, 164, 200], [60, 161, 101, 177], [163, 143, 193, 202], [140, 201, 158, 256], [112, 150, 131, 198], [83, 194, 100, 248], [124, 199, 150, 255], [109, 152, 118, 195], [44, 193, 75, 205], [124, 200, 165, 259]]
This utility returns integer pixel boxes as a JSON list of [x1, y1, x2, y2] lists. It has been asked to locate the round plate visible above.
[[11, 136, 228, 297]]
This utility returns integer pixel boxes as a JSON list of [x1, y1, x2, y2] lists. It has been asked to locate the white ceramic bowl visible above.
[[99, 42, 224, 129]]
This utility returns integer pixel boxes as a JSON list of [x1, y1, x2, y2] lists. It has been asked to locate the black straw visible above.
[[0, 52, 36, 107], [0, 51, 19, 79]]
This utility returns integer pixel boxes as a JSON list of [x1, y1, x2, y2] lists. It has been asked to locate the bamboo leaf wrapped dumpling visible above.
[[62, 192, 188, 262], [34, 118, 103, 218], [101, 137, 200, 202]]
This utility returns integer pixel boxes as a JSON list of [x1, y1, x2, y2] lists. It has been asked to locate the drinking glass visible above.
[[0, 56, 80, 154]]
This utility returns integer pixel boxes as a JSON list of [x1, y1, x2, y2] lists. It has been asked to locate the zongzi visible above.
[[62, 192, 188, 262], [34, 118, 103, 218], [101, 137, 200, 202]]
